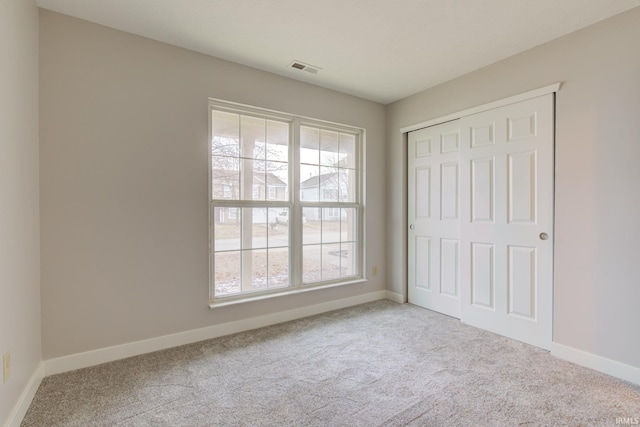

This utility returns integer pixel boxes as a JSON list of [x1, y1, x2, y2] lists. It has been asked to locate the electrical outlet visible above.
[[372, 265, 378, 277], [3, 352, 10, 383]]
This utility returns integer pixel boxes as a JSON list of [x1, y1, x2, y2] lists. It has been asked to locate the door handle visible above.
[[409, 224, 415, 230], [539, 232, 549, 240]]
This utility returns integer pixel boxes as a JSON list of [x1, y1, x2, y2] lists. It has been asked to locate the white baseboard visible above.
[[385, 290, 405, 304], [44, 290, 387, 376], [6, 361, 44, 427], [551, 342, 640, 386]]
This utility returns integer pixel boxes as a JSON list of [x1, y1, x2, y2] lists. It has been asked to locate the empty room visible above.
[[2, 0, 640, 425]]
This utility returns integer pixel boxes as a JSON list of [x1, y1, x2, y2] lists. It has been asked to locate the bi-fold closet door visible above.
[[408, 94, 554, 350]]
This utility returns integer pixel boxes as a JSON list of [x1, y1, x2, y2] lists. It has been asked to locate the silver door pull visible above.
[[539, 232, 549, 240], [410, 224, 415, 230]]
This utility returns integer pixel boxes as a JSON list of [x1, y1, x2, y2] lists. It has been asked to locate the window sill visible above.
[[209, 278, 367, 309]]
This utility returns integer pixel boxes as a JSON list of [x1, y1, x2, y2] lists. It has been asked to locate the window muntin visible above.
[[210, 101, 363, 304]]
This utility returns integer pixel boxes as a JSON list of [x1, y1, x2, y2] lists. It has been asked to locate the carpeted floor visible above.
[[22, 300, 640, 426]]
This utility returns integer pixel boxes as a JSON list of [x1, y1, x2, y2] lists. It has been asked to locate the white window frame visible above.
[[209, 99, 365, 306]]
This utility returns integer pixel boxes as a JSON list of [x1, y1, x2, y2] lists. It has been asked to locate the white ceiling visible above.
[[36, 0, 639, 104]]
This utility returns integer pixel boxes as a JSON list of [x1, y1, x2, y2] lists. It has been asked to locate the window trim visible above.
[[208, 98, 365, 306]]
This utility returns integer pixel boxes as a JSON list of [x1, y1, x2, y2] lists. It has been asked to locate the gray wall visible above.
[[39, 10, 386, 359], [387, 8, 640, 368], [0, 0, 41, 424]]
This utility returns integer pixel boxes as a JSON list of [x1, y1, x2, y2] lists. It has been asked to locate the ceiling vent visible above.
[[289, 60, 321, 75]]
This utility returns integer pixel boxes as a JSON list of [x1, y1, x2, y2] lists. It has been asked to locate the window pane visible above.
[[241, 115, 265, 160], [266, 161, 288, 201], [247, 249, 268, 291], [266, 120, 289, 162], [212, 111, 239, 157], [214, 251, 241, 296], [252, 185, 261, 200], [340, 208, 357, 242], [322, 209, 341, 243], [247, 208, 268, 249], [339, 133, 356, 168], [214, 209, 241, 251], [268, 248, 289, 288], [341, 242, 357, 277], [268, 208, 288, 248], [319, 167, 339, 202], [300, 126, 319, 164], [320, 130, 339, 166], [300, 164, 320, 201], [323, 243, 342, 280], [303, 245, 322, 283], [338, 169, 356, 202], [239, 158, 266, 201], [212, 156, 240, 200], [303, 207, 321, 244]]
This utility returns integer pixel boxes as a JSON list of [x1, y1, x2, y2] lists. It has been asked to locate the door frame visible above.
[[400, 83, 560, 135]]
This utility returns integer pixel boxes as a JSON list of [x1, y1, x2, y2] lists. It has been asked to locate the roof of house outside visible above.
[[300, 172, 338, 189]]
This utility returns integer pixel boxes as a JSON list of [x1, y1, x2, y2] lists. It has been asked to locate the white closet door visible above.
[[408, 120, 461, 318], [459, 94, 554, 350]]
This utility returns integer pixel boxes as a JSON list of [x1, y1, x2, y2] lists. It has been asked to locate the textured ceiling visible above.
[[36, 0, 640, 104]]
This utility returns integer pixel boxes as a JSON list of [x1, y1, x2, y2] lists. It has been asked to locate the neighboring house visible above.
[[213, 170, 287, 223], [300, 172, 347, 221]]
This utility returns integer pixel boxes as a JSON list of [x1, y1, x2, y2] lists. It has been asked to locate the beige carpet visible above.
[[22, 300, 640, 426]]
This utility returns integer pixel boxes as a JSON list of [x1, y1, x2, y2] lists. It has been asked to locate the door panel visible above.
[[471, 242, 494, 309], [440, 238, 458, 297], [508, 151, 536, 224], [471, 157, 494, 223], [415, 167, 431, 219], [415, 236, 431, 290], [460, 94, 553, 350], [441, 162, 459, 220], [508, 245, 536, 319], [408, 120, 461, 318]]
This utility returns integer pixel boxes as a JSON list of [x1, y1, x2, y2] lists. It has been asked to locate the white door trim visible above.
[[400, 83, 561, 134]]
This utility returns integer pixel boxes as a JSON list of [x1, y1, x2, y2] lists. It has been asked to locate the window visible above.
[[209, 100, 364, 304]]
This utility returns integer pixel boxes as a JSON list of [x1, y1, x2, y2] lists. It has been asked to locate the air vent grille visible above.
[[289, 60, 321, 75]]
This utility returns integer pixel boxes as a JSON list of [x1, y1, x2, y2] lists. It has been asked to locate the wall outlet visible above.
[[372, 265, 378, 277], [3, 352, 10, 383]]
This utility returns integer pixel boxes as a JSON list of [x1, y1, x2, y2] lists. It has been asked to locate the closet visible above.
[[408, 93, 554, 349]]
